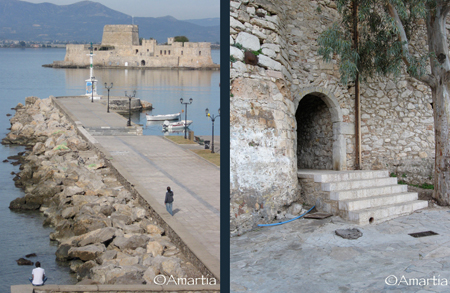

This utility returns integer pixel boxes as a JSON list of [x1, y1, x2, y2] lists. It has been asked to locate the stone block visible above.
[[235, 32, 261, 51]]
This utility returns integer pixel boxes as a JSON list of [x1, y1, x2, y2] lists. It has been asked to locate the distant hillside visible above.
[[183, 17, 220, 27], [0, 0, 220, 43]]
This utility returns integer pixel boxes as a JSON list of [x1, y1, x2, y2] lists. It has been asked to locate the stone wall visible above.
[[230, 0, 436, 235], [102, 25, 139, 46]]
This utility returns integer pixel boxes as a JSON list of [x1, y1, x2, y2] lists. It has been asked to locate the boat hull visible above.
[[146, 113, 181, 121]]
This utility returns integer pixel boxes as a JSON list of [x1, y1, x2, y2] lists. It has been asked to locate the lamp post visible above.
[[91, 76, 95, 103], [125, 90, 136, 127], [180, 97, 193, 139], [104, 82, 113, 113], [205, 108, 220, 153]]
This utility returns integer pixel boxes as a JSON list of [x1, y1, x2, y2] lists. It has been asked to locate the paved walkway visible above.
[[55, 96, 220, 264], [230, 206, 450, 292]]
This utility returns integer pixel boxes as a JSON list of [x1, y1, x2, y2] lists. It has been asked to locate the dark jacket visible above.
[[165, 190, 174, 204]]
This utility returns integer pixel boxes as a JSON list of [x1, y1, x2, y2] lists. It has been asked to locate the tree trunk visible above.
[[426, 4, 450, 204], [432, 84, 450, 205]]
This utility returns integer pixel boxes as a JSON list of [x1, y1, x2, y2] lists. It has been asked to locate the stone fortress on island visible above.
[[48, 25, 218, 69]]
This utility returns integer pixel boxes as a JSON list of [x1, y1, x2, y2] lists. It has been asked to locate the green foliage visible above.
[[398, 180, 407, 185], [99, 46, 115, 51], [174, 36, 189, 43], [390, 172, 397, 177], [230, 55, 237, 63], [316, 5, 322, 14], [234, 43, 244, 50], [419, 183, 434, 189], [402, 173, 407, 178], [252, 49, 263, 56], [230, 93, 234, 97], [317, 0, 433, 85]]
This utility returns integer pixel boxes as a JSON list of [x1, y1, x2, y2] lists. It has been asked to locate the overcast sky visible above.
[[23, 0, 220, 20]]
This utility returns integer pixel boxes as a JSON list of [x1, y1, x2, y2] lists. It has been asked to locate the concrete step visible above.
[[330, 184, 408, 200], [339, 192, 419, 211], [311, 170, 389, 183], [322, 177, 398, 191], [347, 200, 429, 225]]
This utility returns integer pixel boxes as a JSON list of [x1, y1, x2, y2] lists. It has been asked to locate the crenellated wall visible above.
[[54, 25, 216, 69], [230, 0, 436, 235]]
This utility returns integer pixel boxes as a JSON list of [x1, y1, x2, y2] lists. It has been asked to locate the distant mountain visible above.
[[0, 0, 219, 43], [183, 17, 220, 27]]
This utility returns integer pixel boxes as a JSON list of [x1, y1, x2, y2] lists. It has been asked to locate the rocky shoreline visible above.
[[3, 97, 203, 284]]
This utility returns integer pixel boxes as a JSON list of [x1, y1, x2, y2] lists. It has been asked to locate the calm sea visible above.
[[0, 48, 220, 291]]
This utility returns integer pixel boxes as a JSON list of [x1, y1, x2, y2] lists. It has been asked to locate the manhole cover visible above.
[[408, 231, 438, 238]]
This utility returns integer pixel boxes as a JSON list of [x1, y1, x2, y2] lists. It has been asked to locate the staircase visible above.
[[298, 170, 429, 225]]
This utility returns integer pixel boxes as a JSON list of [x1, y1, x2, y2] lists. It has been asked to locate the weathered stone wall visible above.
[[101, 25, 139, 46], [230, 0, 436, 235]]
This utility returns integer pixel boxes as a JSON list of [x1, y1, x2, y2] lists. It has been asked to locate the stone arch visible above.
[[295, 86, 346, 170], [141, 60, 146, 66]]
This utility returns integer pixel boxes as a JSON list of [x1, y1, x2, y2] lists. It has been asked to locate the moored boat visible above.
[[162, 120, 193, 129], [146, 112, 180, 121]]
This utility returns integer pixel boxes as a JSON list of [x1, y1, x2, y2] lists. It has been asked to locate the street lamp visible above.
[[205, 108, 220, 153], [91, 76, 95, 103], [180, 97, 193, 139], [125, 90, 136, 127], [104, 82, 113, 113]]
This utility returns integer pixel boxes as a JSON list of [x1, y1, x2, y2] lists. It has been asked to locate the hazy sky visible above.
[[23, 0, 220, 20]]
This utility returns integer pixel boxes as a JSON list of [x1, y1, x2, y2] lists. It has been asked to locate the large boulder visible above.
[[75, 260, 97, 280], [96, 250, 117, 265], [68, 244, 106, 261], [9, 194, 43, 210], [161, 257, 186, 278], [112, 235, 150, 250], [77, 227, 117, 247], [91, 264, 145, 284], [61, 206, 79, 219], [146, 241, 164, 257], [55, 243, 73, 261], [143, 267, 159, 284]]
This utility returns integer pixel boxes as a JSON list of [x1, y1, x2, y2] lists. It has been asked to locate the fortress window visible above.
[[147, 49, 149, 52], [181, 51, 183, 55], [168, 50, 170, 55], [199, 51, 201, 56], [160, 50, 162, 55], [164, 50, 166, 55], [94, 47, 97, 51], [141, 60, 146, 66], [136, 49, 138, 54]]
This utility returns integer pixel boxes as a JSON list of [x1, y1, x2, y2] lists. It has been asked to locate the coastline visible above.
[[4, 96, 219, 287]]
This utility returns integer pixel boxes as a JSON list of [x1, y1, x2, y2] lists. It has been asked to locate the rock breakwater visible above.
[[3, 96, 202, 284]]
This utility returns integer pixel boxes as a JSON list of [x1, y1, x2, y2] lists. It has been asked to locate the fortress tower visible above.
[[101, 25, 139, 47]]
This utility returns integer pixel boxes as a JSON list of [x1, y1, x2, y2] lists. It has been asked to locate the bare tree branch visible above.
[[386, 3, 409, 59]]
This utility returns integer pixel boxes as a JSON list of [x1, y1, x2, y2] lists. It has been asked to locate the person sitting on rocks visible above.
[[29, 261, 47, 286]]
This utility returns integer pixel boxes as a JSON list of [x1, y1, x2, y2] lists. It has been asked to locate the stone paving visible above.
[[230, 207, 450, 293], [56, 96, 220, 263]]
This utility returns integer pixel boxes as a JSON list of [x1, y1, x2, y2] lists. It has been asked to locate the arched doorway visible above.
[[295, 87, 346, 170]]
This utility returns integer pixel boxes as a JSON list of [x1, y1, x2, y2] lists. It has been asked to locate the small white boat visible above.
[[146, 112, 180, 121], [163, 120, 193, 129]]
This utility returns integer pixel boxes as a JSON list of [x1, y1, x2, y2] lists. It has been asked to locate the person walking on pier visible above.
[[29, 261, 47, 286], [165, 186, 174, 216]]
